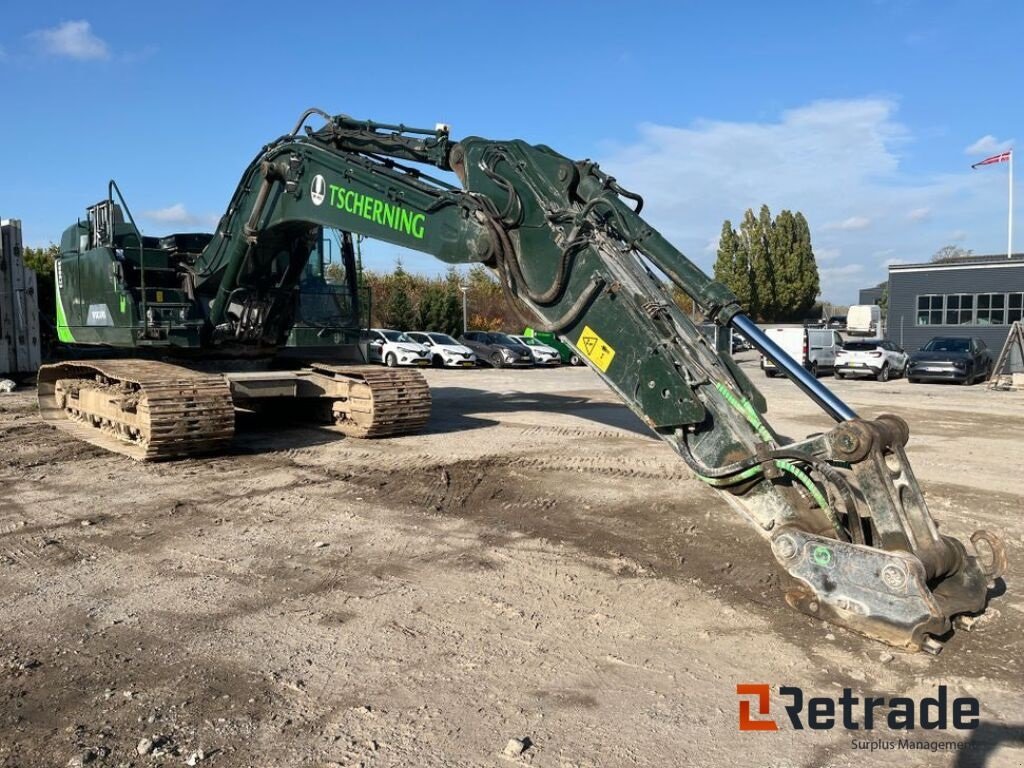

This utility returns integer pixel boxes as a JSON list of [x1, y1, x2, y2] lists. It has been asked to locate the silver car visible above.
[[511, 334, 561, 366]]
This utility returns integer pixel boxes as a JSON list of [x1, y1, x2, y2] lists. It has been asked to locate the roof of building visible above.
[[888, 253, 1024, 271]]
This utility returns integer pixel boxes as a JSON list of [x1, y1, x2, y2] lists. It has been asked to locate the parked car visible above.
[[523, 328, 582, 365], [760, 326, 843, 378], [459, 331, 534, 368], [834, 340, 908, 382], [363, 328, 431, 367], [406, 331, 477, 368], [845, 304, 882, 336], [826, 315, 848, 330], [510, 334, 562, 366], [907, 336, 993, 385], [732, 332, 754, 353]]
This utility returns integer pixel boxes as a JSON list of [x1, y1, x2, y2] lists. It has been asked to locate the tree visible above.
[[932, 245, 972, 263], [439, 290, 463, 336], [713, 220, 753, 313], [376, 261, 416, 330], [750, 204, 776, 319], [736, 208, 765, 318], [789, 212, 820, 320], [669, 286, 696, 318], [416, 283, 450, 332], [463, 263, 515, 331], [22, 243, 59, 276], [713, 206, 820, 322], [21, 243, 60, 351], [357, 260, 520, 333]]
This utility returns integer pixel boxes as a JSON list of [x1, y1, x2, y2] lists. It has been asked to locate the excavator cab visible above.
[[280, 228, 368, 362]]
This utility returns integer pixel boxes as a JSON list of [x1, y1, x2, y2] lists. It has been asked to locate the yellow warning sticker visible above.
[[577, 325, 616, 372]]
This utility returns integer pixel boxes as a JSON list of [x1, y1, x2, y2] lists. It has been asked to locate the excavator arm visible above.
[[52, 109, 1008, 651], [445, 130, 1006, 652]]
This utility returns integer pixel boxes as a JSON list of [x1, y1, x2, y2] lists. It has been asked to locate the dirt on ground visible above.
[[1, 355, 1022, 768]]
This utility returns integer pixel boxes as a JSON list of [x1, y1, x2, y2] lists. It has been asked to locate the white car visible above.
[[510, 334, 561, 365], [834, 340, 908, 382], [363, 328, 431, 367], [407, 331, 478, 368], [760, 326, 843, 378]]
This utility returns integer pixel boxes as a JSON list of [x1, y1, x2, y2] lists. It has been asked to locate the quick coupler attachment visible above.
[[773, 527, 1005, 653]]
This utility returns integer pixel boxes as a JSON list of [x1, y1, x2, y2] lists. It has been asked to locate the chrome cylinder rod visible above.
[[730, 314, 857, 423]]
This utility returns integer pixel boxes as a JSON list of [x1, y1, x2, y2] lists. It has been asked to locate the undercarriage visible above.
[[37, 360, 431, 460]]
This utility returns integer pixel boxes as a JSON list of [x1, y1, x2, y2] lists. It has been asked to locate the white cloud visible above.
[[949, 229, 968, 242], [883, 257, 908, 268], [143, 204, 216, 229], [824, 216, 871, 231], [816, 247, 841, 262], [598, 98, 1011, 303], [965, 134, 1013, 156], [30, 20, 109, 60], [907, 207, 930, 222], [821, 263, 863, 278]]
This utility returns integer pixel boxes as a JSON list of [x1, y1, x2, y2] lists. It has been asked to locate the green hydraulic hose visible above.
[[774, 459, 843, 539], [708, 381, 842, 536], [773, 460, 829, 511], [696, 464, 764, 487], [713, 381, 773, 443]]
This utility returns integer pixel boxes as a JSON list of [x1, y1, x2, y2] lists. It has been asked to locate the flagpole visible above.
[[1009, 149, 1014, 259]]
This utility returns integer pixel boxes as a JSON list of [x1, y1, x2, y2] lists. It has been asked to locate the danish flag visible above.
[[971, 150, 1012, 169]]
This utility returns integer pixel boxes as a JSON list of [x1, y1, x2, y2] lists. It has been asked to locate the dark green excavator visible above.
[[39, 108, 1005, 652]]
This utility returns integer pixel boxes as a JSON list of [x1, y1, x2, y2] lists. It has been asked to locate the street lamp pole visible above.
[[460, 285, 469, 334]]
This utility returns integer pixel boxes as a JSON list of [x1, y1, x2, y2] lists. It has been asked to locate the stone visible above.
[[66, 750, 96, 767], [503, 737, 530, 757]]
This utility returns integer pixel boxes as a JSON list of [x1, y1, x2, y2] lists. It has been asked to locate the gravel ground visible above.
[[0, 355, 1022, 767]]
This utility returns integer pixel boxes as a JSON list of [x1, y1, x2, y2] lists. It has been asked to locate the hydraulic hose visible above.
[[698, 380, 859, 541]]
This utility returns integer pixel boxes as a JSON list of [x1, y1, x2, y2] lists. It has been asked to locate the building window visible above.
[[1009, 293, 1023, 324], [976, 293, 1006, 325], [916, 295, 943, 325], [944, 294, 974, 325]]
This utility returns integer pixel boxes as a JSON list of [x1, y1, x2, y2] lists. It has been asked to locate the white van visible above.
[[760, 326, 843, 378], [846, 304, 882, 336]]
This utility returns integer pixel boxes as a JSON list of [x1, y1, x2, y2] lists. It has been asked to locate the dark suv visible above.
[[907, 336, 993, 384], [459, 331, 534, 368]]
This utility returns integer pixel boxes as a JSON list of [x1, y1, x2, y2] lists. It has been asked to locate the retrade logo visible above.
[[737, 684, 779, 731], [310, 174, 326, 206], [736, 684, 979, 732]]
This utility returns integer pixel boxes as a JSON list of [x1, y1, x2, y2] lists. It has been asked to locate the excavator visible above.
[[39, 108, 1005, 653]]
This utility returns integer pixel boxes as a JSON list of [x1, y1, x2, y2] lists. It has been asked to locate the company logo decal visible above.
[[310, 174, 326, 206]]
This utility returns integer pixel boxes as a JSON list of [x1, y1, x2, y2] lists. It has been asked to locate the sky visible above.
[[0, 0, 1020, 304]]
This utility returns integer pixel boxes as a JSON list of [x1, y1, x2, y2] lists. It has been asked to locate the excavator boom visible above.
[[39, 109, 1005, 651]]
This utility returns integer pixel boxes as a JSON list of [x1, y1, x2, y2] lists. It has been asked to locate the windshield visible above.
[[382, 330, 413, 343], [517, 336, 541, 346], [428, 333, 458, 345], [488, 333, 519, 345], [923, 338, 969, 353], [842, 342, 881, 351]]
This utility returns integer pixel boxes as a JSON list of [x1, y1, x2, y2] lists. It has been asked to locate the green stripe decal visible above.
[[55, 283, 75, 343]]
